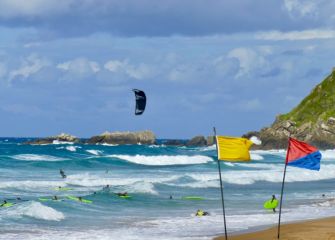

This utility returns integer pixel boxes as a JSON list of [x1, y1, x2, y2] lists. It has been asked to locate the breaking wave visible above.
[[107, 154, 213, 166], [11, 154, 67, 161], [86, 150, 103, 156], [3, 201, 64, 221]]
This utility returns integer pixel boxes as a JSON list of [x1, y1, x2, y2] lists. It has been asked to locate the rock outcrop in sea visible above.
[[186, 135, 207, 146], [86, 130, 155, 145], [244, 69, 335, 149], [23, 133, 79, 144]]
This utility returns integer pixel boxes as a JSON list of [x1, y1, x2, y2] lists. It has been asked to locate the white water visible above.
[[86, 150, 103, 155], [2, 201, 64, 221], [108, 154, 213, 165], [11, 154, 67, 161]]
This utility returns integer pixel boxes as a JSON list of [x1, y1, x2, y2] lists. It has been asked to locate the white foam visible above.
[[108, 154, 213, 166], [223, 162, 235, 167], [250, 153, 264, 160], [251, 149, 286, 156], [3, 201, 64, 221], [66, 146, 77, 152], [64, 173, 178, 194], [148, 145, 164, 148], [123, 181, 158, 195], [100, 143, 118, 146], [221, 164, 335, 185], [199, 145, 216, 151], [3, 205, 335, 240], [52, 140, 74, 145], [0, 180, 65, 189], [11, 154, 67, 161], [320, 150, 335, 160], [86, 150, 103, 155]]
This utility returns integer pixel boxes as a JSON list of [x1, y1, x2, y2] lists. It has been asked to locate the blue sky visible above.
[[0, 0, 335, 138]]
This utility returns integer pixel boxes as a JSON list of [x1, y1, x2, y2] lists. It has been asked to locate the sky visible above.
[[0, 0, 335, 138]]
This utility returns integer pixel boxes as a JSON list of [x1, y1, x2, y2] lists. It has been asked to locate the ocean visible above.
[[1, 138, 335, 240]]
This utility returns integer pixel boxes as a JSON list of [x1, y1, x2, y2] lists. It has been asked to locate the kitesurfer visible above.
[[52, 196, 58, 200], [60, 169, 66, 178], [271, 195, 277, 213]]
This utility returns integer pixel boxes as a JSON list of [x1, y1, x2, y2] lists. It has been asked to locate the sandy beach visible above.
[[214, 217, 335, 240]]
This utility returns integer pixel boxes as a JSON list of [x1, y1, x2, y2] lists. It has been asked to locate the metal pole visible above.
[[277, 137, 291, 239], [213, 127, 228, 240], [277, 163, 287, 239]]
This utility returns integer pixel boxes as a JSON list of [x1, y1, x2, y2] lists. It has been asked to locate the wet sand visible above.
[[214, 217, 335, 240]]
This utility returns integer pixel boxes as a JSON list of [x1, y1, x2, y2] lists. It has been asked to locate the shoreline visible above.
[[214, 216, 335, 240]]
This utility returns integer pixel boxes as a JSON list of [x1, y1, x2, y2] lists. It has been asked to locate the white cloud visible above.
[[0, 0, 73, 18], [227, 48, 267, 78], [213, 56, 239, 77], [57, 58, 100, 75], [23, 42, 42, 48], [256, 29, 335, 41], [104, 60, 153, 80], [9, 54, 50, 82], [283, 0, 318, 18], [104, 60, 124, 72], [167, 64, 203, 82]]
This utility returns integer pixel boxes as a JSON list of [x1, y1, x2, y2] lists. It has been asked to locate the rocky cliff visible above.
[[86, 130, 156, 145], [244, 69, 335, 149], [24, 133, 79, 144]]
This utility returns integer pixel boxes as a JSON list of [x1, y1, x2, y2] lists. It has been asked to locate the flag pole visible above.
[[277, 136, 291, 239], [213, 127, 228, 240]]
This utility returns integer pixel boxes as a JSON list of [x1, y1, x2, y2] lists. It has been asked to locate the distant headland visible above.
[[244, 68, 335, 150]]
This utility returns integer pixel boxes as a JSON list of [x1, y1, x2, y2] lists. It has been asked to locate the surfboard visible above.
[[118, 195, 132, 199], [263, 199, 278, 209], [0, 203, 14, 207], [67, 196, 92, 203], [53, 187, 73, 191], [182, 196, 204, 200], [38, 198, 62, 202]]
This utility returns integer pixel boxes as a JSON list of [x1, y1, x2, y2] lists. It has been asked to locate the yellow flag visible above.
[[216, 136, 253, 161]]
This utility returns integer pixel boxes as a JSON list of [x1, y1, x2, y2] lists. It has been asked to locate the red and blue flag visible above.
[[286, 138, 322, 171]]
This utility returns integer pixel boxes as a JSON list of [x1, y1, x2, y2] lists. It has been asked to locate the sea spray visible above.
[[3, 201, 64, 221]]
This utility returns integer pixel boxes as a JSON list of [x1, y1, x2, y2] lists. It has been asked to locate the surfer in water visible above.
[[195, 209, 209, 216], [103, 184, 111, 192], [117, 192, 128, 197], [0, 200, 7, 207], [60, 169, 66, 179], [271, 195, 277, 212], [52, 196, 58, 200]]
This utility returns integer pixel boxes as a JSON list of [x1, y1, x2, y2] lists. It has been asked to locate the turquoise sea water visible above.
[[1, 138, 335, 240]]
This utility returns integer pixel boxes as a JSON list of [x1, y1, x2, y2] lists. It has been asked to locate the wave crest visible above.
[[108, 154, 212, 166], [3, 201, 64, 221], [11, 154, 67, 161]]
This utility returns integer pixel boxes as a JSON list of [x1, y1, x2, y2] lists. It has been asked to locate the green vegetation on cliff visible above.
[[279, 70, 335, 126]]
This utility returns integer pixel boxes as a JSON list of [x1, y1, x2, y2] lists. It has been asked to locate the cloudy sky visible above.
[[0, 0, 334, 138]]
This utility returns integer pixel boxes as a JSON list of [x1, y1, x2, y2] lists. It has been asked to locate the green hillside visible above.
[[279, 71, 335, 126]]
